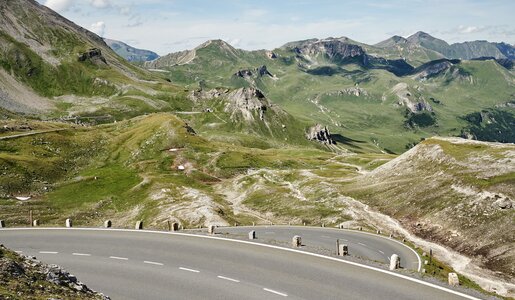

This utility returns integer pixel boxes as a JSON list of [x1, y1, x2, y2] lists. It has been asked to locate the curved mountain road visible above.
[[0, 228, 481, 300], [214, 226, 421, 271]]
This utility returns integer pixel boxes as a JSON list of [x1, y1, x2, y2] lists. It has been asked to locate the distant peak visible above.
[[408, 31, 435, 40]]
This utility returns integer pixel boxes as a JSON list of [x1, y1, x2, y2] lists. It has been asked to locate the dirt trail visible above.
[[0, 129, 67, 140]]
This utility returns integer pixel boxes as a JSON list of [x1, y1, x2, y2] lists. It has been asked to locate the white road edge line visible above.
[[72, 253, 91, 256], [14, 250, 23, 253], [39, 251, 58, 254], [263, 288, 288, 297], [144, 261, 163, 266], [2, 228, 477, 300], [217, 275, 240, 283], [179, 267, 200, 273], [109, 256, 128, 260]]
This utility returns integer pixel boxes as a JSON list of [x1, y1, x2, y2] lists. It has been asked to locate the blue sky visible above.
[[38, 0, 515, 55]]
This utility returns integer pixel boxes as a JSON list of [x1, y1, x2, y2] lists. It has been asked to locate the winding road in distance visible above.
[[215, 225, 421, 271], [0, 228, 481, 300]]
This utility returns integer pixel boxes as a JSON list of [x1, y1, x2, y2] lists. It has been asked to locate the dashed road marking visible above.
[[321, 235, 331, 238], [14, 251, 23, 253], [263, 288, 288, 297], [264, 232, 275, 234], [144, 261, 164, 266], [109, 256, 128, 260], [39, 251, 58, 254], [358, 242, 367, 246], [72, 253, 91, 256], [217, 275, 240, 283], [378, 250, 385, 255], [179, 267, 200, 273]]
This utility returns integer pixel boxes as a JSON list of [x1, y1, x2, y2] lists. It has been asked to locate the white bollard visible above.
[[104, 220, 112, 228], [448, 273, 459, 287], [376, 229, 381, 234], [208, 225, 216, 234], [338, 244, 348, 256], [0, 220, 5, 228], [292, 235, 302, 247], [65, 219, 72, 228], [33, 220, 39, 227], [135, 220, 143, 230], [389, 254, 400, 270], [171, 222, 179, 231], [248, 230, 256, 240]]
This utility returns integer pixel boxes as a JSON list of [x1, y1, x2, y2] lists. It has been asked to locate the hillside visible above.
[[104, 38, 159, 62], [345, 137, 515, 293], [0, 0, 187, 119]]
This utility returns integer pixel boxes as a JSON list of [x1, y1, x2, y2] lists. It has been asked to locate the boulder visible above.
[[306, 124, 335, 145], [78, 48, 108, 66]]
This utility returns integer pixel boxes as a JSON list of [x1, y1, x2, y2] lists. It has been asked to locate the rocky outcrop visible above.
[[0, 244, 109, 299], [233, 65, 274, 78], [265, 51, 277, 59], [78, 48, 108, 66], [413, 59, 461, 79], [306, 124, 335, 144], [225, 88, 270, 121]]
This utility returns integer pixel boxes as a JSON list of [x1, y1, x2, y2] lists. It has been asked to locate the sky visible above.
[[37, 0, 515, 56]]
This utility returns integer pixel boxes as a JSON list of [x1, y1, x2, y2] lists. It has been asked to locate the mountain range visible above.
[[104, 38, 159, 62]]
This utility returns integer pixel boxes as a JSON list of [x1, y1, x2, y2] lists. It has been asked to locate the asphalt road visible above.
[[214, 226, 421, 271], [0, 228, 480, 300]]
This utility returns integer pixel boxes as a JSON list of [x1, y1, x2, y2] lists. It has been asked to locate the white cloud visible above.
[[90, 21, 106, 37], [90, 0, 111, 9], [44, 0, 73, 12], [458, 25, 481, 34]]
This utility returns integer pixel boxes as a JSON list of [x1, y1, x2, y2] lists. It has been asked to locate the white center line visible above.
[[378, 250, 385, 255], [144, 261, 164, 266], [39, 251, 58, 254], [217, 275, 240, 283], [263, 288, 288, 297], [321, 235, 331, 238], [358, 242, 367, 246], [109, 256, 128, 260], [72, 253, 91, 256], [179, 267, 200, 273]]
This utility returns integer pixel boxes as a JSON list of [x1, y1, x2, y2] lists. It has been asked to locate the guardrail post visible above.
[[135, 220, 143, 230], [292, 235, 302, 247], [208, 225, 216, 234], [65, 219, 72, 228], [389, 254, 400, 270], [248, 230, 256, 240], [104, 220, 112, 228], [448, 273, 459, 286], [172, 222, 179, 231], [338, 244, 348, 256]]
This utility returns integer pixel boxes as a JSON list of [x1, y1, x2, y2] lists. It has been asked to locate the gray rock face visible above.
[[493, 196, 513, 209], [78, 48, 107, 66], [306, 124, 335, 144], [295, 39, 366, 63]]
